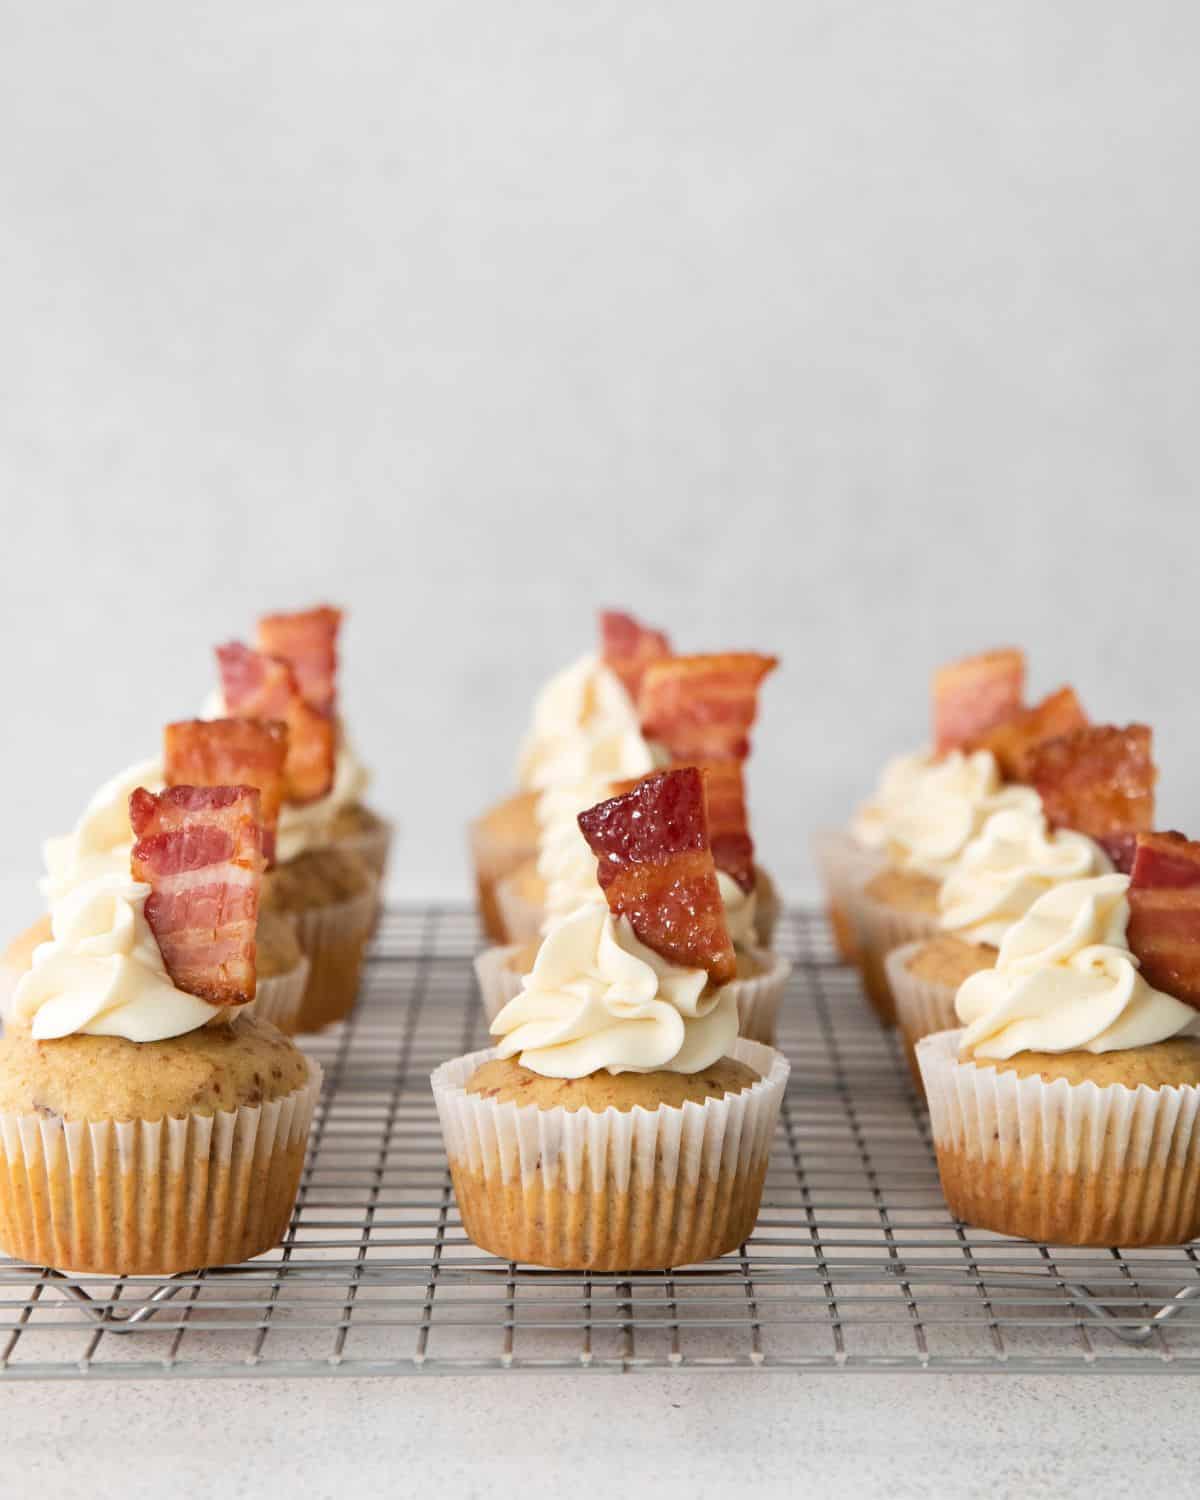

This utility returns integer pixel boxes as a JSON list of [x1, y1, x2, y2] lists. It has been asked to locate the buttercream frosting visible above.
[[516, 654, 662, 792]]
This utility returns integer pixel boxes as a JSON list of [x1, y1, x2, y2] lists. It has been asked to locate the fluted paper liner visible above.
[[0, 1061, 322, 1275], [282, 878, 378, 1034], [847, 882, 940, 1025], [493, 872, 544, 945], [476, 944, 791, 1046], [247, 954, 312, 1035], [728, 949, 792, 1046], [335, 813, 394, 885], [469, 810, 539, 944], [917, 1028, 1200, 1247], [432, 1038, 789, 1270], [810, 830, 885, 964], [474, 944, 529, 1025], [886, 940, 960, 1089], [752, 866, 783, 949]]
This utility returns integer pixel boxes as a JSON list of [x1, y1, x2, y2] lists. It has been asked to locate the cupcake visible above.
[[918, 845, 1200, 1246], [478, 761, 791, 1045], [439, 768, 788, 1270], [471, 611, 671, 942], [0, 783, 319, 1274], [214, 609, 381, 1029]]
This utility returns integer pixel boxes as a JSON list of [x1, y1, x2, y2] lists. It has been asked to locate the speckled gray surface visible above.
[[0, 1373, 1193, 1495]]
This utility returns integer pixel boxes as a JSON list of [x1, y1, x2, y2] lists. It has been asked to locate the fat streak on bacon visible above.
[[257, 606, 342, 715], [932, 648, 1025, 756], [164, 718, 288, 865], [577, 767, 737, 985], [638, 653, 778, 763], [964, 685, 1089, 781], [129, 784, 266, 1005], [216, 642, 336, 804], [599, 610, 672, 701], [1127, 832, 1200, 1009], [1016, 724, 1155, 871]]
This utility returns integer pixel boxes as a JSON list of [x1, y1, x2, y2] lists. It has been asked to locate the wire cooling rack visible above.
[[1, 903, 1199, 1380]]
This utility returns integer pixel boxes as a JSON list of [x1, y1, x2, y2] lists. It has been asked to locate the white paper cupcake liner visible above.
[[886, 940, 960, 1087], [917, 1029, 1200, 1246], [473, 944, 530, 1024], [493, 870, 545, 945], [846, 882, 941, 1026], [809, 829, 885, 963], [246, 954, 312, 1034], [432, 1037, 788, 1270], [728, 949, 792, 1046], [0, 1061, 322, 1275], [334, 812, 394, 885], [469, 799, 540, 943], [751, 866, 782, 949], [282, 877, 378, 1034]]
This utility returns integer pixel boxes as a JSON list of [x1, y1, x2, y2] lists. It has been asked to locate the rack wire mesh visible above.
[[2, 903, 1199, 1379]]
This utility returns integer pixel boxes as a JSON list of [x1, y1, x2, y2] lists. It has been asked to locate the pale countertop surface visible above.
[[0, 1372, 1193, 1496]]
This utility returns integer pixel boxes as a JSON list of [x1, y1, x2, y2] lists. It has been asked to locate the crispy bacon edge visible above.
[[129, 784, 266, 1005], [164, 718, 288, 866], [638, 653, 779, 762], [610, 763, 756, 895], [1127, 832, 1200, 1009], [932, 648, 1026, 756], [257, 605, 343, 715], [577, 767, 737, 985], [599, 610, 673, 701], [1017, 723, 1156, 865], [216, 641, 336, 804], [965, 685, 1089, 781]]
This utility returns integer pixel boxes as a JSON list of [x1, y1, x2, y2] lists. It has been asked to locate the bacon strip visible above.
[[1127, 832, 1200, 1009], [638, 653, 778, 762], [599, 610, 673, 701], [257, 606, 342, 715], [129, 785, 265, 1004], [164, 719, 288, 866], [965, 686, 1089, 781], [932, 648, 1026, 755], [577, 767, 736, 984], [216, 642, 336, 804], [1017, 725, 1156, 857], [610, 762, 755, 894]]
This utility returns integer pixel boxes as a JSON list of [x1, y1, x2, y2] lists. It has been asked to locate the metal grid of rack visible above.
[[1, 903, 1199, 1379]]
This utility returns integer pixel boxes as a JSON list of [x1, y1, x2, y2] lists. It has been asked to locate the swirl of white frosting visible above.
[[717, 871, 759, 950], [42, 759, 165, 905], [852, 748, 1040, 879], [938, 808, 1111, 947], [203, 690, 372, 862], [12, 875, 222, 1042], [956, 874, 1196, 1059], [491, 904, 737, 1077], [535, 778, 613, 932], [516, 654, 662, 792]]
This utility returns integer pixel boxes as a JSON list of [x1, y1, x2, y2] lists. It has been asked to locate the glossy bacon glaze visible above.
[[599, 610, 672, 701], [965, 685, 1089, 781], [257, 606, 342, 715], [932, 648, 1026, 756], [638, 653, 778, 763], [1128, 832, 1200, 1009], [217, 642, 336, 804], [577, 768, 737, 985], [164, 719, 288, 865], [1018, 724, 1156, 861], [130, 785, 266, 1005]]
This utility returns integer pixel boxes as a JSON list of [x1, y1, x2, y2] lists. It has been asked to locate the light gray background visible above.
[[3, 1, 1199, 928], [2, 2, 1199, 1490]]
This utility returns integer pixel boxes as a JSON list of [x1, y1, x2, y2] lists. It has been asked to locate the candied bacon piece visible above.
[[130, 785, 265, 1004], [577, 768, 736, 985], [164, 718, 288, 866], [1127, 832, 1200, 1009], [257, 606, 342, 715], [965, 686, 1089, 781], [638, 653, 778, 762], [216, 642, 336, 804], [599, 610, 673, 701], [1017, 724, 1156, 847], [932, 648, 1026, 755], [609, 763, 756, 893]]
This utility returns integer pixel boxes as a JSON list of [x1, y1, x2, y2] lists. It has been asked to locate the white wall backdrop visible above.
[[3, 0, 1198, 925]]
